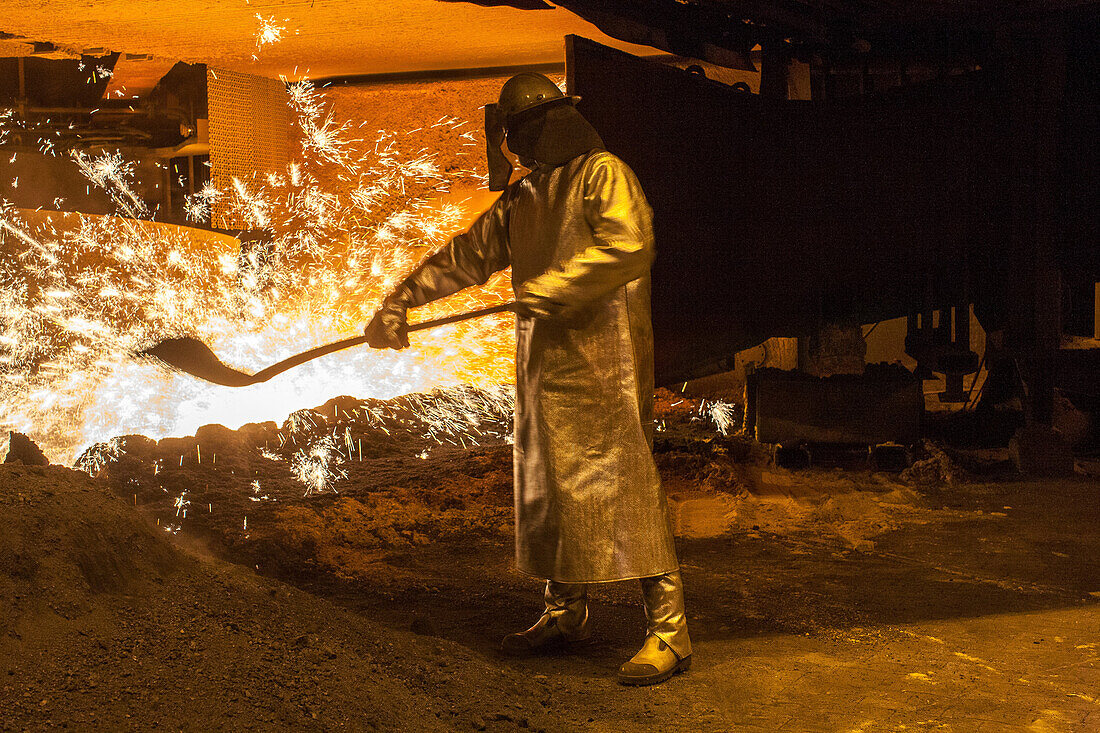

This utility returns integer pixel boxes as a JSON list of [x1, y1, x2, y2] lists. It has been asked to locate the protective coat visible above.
[[389, 150, 678, 583]]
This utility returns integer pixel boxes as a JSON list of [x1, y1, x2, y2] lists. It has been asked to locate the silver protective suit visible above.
[[387, 150, 678, 583]]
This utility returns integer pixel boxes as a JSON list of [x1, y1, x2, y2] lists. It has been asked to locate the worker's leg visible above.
[[618, 571, 692, 685], [543, 580, 590, 638], [501, 580, 590, 655]]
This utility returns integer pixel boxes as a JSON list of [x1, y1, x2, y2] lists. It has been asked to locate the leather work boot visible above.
[[617, 633, 692, 686], [501, 580, 590, 656]]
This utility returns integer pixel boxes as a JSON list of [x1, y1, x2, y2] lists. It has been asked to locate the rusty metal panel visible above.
[[206, 68, 290, 229]]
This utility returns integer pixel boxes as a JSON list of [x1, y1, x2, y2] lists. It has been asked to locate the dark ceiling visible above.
[[551, 0, 1099, 68]]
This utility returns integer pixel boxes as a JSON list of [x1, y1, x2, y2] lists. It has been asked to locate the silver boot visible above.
[[618, 571, 692, 685], [502, 580, 591, 656]]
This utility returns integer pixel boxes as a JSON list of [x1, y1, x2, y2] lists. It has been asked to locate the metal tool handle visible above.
[[407, 301, 515, 332], [246, 301, 515, 384]]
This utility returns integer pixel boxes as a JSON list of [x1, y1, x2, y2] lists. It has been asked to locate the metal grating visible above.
[[206, 67, 290, 229]]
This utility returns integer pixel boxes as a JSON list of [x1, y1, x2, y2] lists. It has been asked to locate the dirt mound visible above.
[[0, 463, 576, 731], [901, 440, 972, 485], [71, 382, 944, 575], [1, 388, 756, 730], [0, 464, 180, 633], [75, 385, 750, 584], [1, 431, 49, 465], [254, 477, 514, 582]]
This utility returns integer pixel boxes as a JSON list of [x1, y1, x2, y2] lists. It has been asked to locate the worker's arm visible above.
[[516, 152, 654, 320], [393, 197, 512, 308], [364, 194, 511, 349]]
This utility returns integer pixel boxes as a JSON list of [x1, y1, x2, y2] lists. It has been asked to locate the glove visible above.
[[363, 299, 410, 349]]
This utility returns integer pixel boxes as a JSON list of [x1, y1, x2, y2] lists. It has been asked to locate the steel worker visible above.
[[363, 73, 690, 686]]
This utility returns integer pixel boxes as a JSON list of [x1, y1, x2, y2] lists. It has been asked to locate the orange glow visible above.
[[0, 83, 514, 463]]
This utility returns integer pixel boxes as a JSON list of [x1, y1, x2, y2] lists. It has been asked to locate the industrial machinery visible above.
[[566, 23, 1098, 460]]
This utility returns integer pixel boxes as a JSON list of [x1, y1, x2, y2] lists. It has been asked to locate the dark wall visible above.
[[0, 54, 119, 107], [568, 36, 1009, 385], [145, 62, 208, 130], [0, 152, 116, 214], [0, 150, 166, 217]]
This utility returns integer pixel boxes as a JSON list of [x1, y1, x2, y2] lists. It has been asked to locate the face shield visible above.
[[485, 86, 604, 190], [484, 103, 513, 192]]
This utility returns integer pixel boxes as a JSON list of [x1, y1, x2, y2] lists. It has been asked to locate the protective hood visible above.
[[485, 101, 605, 190], [484, 103, 513, 191], [507, 101, 605, 168]]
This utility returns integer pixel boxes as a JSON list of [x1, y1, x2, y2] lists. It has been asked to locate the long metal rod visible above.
[[246, 302, 514, 384], [141, 302, 515, 388]]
